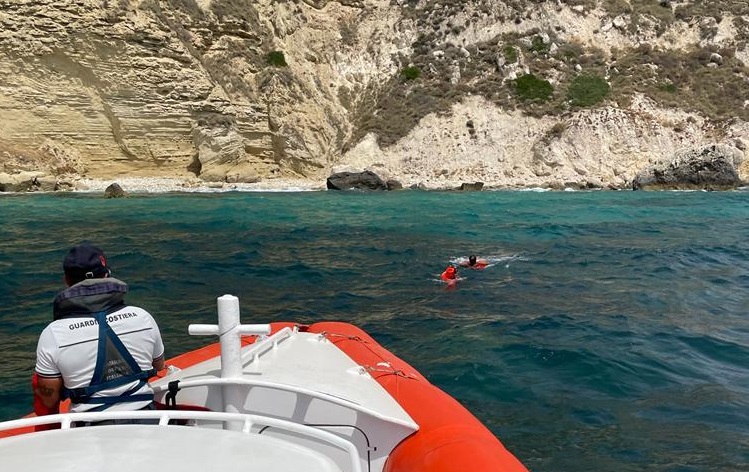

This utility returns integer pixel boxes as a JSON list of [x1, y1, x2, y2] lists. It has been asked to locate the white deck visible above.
[[151, 327, 418, 472], [161, 327, 416, 425], [0, 424, 342, 472]]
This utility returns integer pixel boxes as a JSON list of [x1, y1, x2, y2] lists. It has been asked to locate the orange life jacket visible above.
[[440, 266, 456, 280]]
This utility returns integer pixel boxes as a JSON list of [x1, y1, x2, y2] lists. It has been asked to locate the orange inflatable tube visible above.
[[308, 322, 528, 472]]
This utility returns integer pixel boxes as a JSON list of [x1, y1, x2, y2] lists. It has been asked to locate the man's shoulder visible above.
[[39, 318, 94, 348], [110, 305, 155, 319]]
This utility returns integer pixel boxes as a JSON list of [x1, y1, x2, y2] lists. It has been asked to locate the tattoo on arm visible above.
[[37, 385, 56, 397], [35, 377, 62, 408]]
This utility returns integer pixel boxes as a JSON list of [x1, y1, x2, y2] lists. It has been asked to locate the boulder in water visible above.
[[104, 183, 127, 198], [326, 170, 388, 190]]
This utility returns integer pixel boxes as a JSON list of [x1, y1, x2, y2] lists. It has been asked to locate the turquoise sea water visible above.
[[0, 189, 747, 471]]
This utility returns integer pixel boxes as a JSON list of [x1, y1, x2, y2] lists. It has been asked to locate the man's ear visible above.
[[63, 274, 71, 287]]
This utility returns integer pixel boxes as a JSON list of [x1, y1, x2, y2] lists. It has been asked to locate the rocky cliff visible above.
[[1, 0, 748, 190]]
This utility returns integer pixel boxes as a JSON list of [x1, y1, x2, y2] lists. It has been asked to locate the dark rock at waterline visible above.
[[104, 183, 127, 198], [327, 170, 388, 190], [632, 144, 744, 191], [459, 182, 484, 191], [386, 179, 403, 190]]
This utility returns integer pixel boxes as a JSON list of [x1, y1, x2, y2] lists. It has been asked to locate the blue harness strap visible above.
[[68, 311, 155, 408]]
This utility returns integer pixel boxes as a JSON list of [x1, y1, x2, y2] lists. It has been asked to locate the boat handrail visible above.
[[0, 410, 362, 472], [151, 376, 417, 429], [239, 326, 294, 364]]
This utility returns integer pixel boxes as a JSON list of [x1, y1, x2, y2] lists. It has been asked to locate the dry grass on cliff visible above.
[[612, 45, 749, 121], [349, 1, 749, 149]]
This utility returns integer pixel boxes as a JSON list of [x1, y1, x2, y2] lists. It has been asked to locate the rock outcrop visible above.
[[0, 1, 747, 191], [632, 145, 744, 190], [459, 182, 484, 191], [326, 170, 388, 191], [0, 171, 50, 192]]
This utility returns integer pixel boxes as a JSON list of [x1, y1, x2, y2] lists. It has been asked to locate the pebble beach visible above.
[[75, 177, 327, 193]]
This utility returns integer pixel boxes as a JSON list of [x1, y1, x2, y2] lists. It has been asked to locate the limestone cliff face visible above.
[[0, 0, 275, 182], [0, 0, 747, 190]]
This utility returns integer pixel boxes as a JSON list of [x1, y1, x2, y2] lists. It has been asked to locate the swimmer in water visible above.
[[460, 255, 488, 269]]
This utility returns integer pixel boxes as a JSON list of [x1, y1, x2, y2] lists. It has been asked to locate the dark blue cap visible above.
[[63, 243, 111, 283]]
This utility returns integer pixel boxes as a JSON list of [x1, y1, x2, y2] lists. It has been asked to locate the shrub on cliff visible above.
[[401, 66, 421, 81], [528, 35, 550, 54], [513, 74, 553, 101], [266, 51, 287, 67], [567, 74, 610, 107], [502, 45, 518, 64]]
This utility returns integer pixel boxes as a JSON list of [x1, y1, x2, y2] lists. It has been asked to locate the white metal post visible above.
[[188, 295, 271, 431], [217, 294, 243, 425]]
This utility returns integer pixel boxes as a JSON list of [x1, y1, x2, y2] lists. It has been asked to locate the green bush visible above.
[[659, 82, 677, 93], [502, 45, 518, 64], [266, 51, 287, 67], [401, 66, 421, 81], [567, 74, 610, 106], [529, 36, 549, 54], [513, 74, 553, 101]]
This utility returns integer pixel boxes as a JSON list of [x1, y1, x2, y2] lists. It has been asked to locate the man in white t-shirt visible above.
[[33, 243, 165, 423]]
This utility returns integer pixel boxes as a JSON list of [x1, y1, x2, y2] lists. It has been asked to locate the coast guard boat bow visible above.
[[0, 295, 527, 472]]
